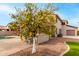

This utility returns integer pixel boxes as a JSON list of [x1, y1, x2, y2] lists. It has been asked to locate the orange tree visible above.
[[8, 3, 57, 54]]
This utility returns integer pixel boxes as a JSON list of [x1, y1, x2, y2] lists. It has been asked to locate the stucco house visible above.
[[0, 26, 17, 36], [37, 14, 78, 43], [54, 14, 78, 37]]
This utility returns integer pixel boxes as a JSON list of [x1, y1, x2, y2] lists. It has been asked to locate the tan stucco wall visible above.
[[55, 18, 62, 36], [37, 33, 49, 43], [62, 25, 77, 36], [0, 31, 17, 36]]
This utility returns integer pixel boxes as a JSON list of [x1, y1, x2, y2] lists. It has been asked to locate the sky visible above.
[[0, 3, 79, 27]]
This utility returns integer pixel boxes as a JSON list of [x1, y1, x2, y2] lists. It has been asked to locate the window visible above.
[[7, 29, 9, 31], [0, 29, 2, 31], [62, 22, 65, 25]]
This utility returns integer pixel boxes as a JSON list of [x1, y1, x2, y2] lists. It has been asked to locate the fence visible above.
[[0, 31, 17, 36]]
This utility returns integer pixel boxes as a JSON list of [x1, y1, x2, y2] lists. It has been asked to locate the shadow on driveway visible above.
[[0, 36, 15, 40]]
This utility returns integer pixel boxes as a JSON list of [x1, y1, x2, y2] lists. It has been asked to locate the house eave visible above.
[[66, 25, 78, 29]]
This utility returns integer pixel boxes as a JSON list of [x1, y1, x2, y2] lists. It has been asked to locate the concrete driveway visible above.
[[63, 36, 79, 39], [0, 36, 28, 56]]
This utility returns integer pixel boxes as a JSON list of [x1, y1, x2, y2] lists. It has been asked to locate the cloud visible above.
[[55, 11, 79, 27], [0, 4, 15, 13]]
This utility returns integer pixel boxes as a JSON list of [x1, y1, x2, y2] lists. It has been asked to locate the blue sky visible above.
[[0, 3, 24, 26], [0, 3, 79, 27], [54, 3, 79, 27]]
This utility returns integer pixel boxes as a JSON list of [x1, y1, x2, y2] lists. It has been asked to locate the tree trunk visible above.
[[20, 34, 23, 41], [49, 35, 51, 39], [32, 37, 37, 54], [20, 34, 25, 44]]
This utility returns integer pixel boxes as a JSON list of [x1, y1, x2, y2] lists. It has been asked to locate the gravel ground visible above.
[[10, 37, 68, 56]]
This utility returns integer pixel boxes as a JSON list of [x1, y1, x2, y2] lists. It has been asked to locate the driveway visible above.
[[63, 36, 79, 39], [0, 36, 28, 56]]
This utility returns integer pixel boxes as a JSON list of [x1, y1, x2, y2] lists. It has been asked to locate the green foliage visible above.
[[8, 3, 57, 40], [7, 21, 18, 30]]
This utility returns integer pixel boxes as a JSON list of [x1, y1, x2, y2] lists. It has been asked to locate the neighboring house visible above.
[[38, 14, 78, 43], [0, 26, 17, 36], [0, 26, 9, 31], [54, 14, 78, 36]]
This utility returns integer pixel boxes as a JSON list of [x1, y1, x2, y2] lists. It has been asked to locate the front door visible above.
[[59, 29, 62, 34]]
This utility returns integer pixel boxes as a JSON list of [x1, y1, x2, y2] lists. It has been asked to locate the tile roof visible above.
[[54, 14, 77, 29]]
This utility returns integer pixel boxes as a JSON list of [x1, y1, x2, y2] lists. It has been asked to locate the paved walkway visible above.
[[63, 36, 79, 39], [0, 36, 28, 56]]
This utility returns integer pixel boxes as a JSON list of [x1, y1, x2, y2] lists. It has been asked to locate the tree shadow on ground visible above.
[[0, 36, 14, 39]]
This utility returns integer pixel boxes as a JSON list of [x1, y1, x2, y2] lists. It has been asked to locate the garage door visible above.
[[66, 30, 75, 36]]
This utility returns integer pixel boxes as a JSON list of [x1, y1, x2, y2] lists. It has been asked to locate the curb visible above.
[[59, 42, 70, 56]]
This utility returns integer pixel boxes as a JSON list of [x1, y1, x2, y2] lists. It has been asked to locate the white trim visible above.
[[59, 42, 70, 56], [63, 36, 79, 39]]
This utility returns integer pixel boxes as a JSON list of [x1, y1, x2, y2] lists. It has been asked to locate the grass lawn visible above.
[[64, 42, 79, 56]]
